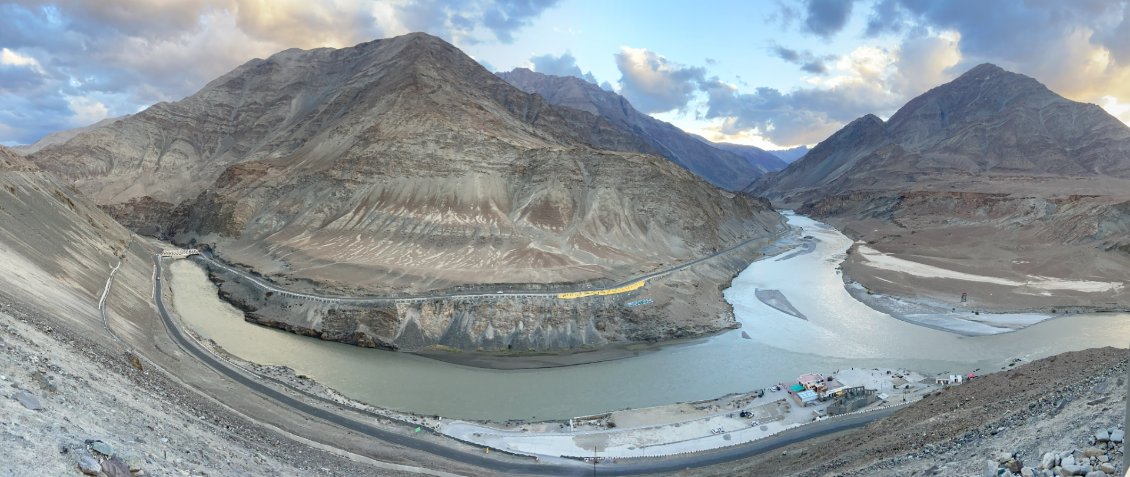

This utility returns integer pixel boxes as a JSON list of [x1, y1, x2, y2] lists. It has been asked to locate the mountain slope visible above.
[[0, 145, 36, 171], [498, 68, 773, 190], [752, 63, 1130, 314], [28, 33, 784, 354]]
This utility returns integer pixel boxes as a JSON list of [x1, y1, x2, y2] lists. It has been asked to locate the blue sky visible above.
[[3, 1, 1130, 149]]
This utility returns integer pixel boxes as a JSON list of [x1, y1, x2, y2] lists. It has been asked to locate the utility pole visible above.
[[1124, 343, 1129, 475]]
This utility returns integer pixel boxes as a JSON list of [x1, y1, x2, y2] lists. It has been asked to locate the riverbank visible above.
[[411, 336, 711, 370], [437, 366, 946, 460], [194, 223, 800, 368]]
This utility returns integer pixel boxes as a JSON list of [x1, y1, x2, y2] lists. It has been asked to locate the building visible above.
[[795, 390, 819, 406], [797, 373, 827, 393], [935, 374, 965, 385], [826, 386, 877, 415]]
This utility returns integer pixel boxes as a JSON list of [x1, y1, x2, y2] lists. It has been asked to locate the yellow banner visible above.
[[557, 280, 646, 299]]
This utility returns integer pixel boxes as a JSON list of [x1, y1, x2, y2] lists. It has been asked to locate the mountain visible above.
[[29, 33, 784, 354], [752, 63, 1130, 314], [497, 68, 771, 190], [11, 116, 126, 156], [708, 141, 789, 171], [767, 145, 808, 164], [0, 145, 36, 171], [755, 63, 1130, 202]]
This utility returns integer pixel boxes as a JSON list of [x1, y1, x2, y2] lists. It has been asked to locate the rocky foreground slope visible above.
[[685, 347, 1128, 477], [28, 34, 784, 355], [753, 64, 1130, 313], [0, 153, 377, 476]]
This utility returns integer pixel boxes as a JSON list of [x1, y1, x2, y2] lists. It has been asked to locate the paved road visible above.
[[192, 228, 789, 305], [153, 254, 898, 476]]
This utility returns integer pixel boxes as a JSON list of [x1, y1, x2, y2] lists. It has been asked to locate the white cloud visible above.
[[615, 47, 705, 113], [0, 48, 45, 74], [66, 96, 109, 127]]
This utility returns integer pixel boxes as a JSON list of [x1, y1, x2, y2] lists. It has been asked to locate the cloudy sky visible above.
[[3, 0, 1130, 149]]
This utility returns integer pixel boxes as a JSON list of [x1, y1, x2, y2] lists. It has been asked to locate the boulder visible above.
[[1058, 464, 1085, 476], [1110, 429, 1124, 443], [1095, 429, 1110, 442], [89, 440, 114, 457], [12, 390, 42, 410], [77, 453, 100, 476], [1021, 467, 1036, 477], [1041, 452, 1058, 469], [1098, 463, 1116, 474], [1084, 472, 1105, 477], [101, 456, 132, 477], [1062, 455, 1076, 467], [1083, 447, 1104, 457], [986, 459, 1000, 477]]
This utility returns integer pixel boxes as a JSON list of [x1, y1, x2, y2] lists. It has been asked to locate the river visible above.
[[166, 213, 1130, 421]]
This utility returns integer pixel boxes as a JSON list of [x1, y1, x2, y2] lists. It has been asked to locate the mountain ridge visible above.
[[497, 67, 778, 190]]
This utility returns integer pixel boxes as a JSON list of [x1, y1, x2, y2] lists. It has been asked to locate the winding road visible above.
[[151, 253, 904, 475]]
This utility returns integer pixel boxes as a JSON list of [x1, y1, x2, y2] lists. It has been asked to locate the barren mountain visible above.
[[498, 67, 776, 189], [755, 63, 1130, 201], [29, 33, 784, 354], [753, 63, 1130, 313], [0, 145, 36, 171]]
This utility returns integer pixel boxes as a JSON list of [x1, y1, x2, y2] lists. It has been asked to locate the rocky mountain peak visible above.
[[757, 62, 1130, 203]]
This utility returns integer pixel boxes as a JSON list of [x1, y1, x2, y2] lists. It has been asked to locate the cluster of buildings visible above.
[[784, 373, 878, 416]]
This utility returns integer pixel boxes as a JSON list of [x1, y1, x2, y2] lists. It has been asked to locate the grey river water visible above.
[[167, 213, 1130, 421]]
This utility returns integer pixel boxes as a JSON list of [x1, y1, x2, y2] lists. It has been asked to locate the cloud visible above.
[[869, 0, 1130, 124], [0, 0, 558, 145], [702, 43, 925, 146], [865, 0, 906, 37], [770, 45, 832, 74], [529, 51, 598, 84], [803, 0, 856, 38], [891, 31, 961, 97], [481, 0, 559, 43], [65, 96, 109, 127], [615, 47, 706, 113], [392, 0, 559, 45]]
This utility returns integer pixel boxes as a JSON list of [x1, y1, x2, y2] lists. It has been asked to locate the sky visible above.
[[3, 0, 1130, 149]]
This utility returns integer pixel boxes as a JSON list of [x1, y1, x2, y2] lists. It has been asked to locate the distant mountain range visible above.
[[766, 145, 808, 163], [498, 68, 784, 190], [11, 116, 125, 155]]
